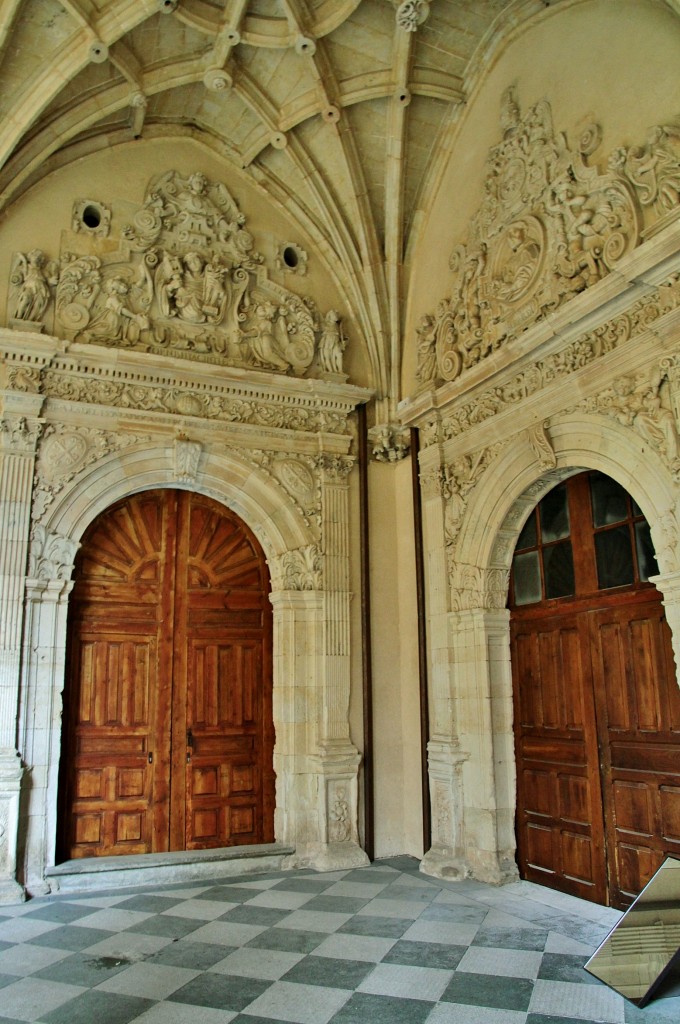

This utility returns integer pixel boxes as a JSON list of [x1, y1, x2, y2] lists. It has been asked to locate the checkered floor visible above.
[[1, 856, 679, 1024]]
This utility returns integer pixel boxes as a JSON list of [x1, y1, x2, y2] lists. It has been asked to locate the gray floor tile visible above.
[[441, 972, 534, 1012], [210, 946, 304, 980], [241, 979, 351, 1024], [0, 976, 87, 1021], [76, 931, 172, 960], [34, 950, 135, 986], [338, 914, 411, 938], [125, 912, 204, 938], [95, 961, 200, 998], [189, 920, 268, 946], [472, 924, 548, 951], [273, 878, 338, 893], [311, 933, 396, 962], [40, 989, 154, 1024], [129, 1001, 238, 1023], [245, 927, 328, 953], [21, 901, 100, 924], [401, 918, 481, 946], [113, 894, 187, 914], [382, 939, 466, 970], [25, 924, 116, 951], [167, 971, 271, 1011], [428, 1005, 528, 1023], [528, 979, 624, 1022], [145, 939, 237, 970], [69, 908, 155, 932], [0, 942, 72, 977], [456, 945, 543, 979], [303, 895, 372, 914], [324, 881, 391, 899], [220, 903, 290, 926], [160, 898, 237, 920], [357, 962, 453, 1001], [0, 917, 61, 943], [328, 991, 433, 1023], [244, 889, 316, 911], [281, 954, 375, 990], [276, 910, 354, 933], [537, 952, 600, 984]]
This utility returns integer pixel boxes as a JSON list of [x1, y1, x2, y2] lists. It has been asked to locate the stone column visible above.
[[0, 399, 43, 902]]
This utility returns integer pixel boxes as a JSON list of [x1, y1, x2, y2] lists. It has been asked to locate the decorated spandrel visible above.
[[5, 170, 349, 381]]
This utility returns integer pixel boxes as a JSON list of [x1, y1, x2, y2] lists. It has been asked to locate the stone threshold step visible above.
[[45, 842, 295, 894]]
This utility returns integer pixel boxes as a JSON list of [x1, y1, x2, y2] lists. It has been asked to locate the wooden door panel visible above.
[[62, 489, 273, 861]]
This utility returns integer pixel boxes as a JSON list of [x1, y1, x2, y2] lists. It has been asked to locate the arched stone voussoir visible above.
[[40, 440, 315, 569], [457, 411, 679, 579]]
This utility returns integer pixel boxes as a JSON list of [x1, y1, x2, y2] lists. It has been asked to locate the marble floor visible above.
[[1, 856, 679, 1024]]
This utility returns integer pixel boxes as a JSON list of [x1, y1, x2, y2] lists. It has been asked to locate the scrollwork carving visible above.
[[527, 421, 556, 470], [443, 443, 507, 548], [8, 250, 59, 327]]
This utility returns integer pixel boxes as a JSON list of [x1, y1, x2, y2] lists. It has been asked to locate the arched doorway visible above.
[[57, 488, 275, 860], [510, 470, 680, 908]]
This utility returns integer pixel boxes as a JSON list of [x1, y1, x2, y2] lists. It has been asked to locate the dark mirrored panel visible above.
[[585, 857, 680, 1007], [539, 480, 570, 542], [590, 471, 629, 527]]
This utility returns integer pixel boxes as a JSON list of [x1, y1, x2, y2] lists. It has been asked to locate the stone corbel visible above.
[[368, 423, 410, 462]]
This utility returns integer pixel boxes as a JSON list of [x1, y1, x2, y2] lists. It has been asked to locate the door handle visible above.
[[148, 751, 153, 764]]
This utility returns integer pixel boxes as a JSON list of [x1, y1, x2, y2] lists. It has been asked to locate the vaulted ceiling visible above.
[[1, 0, 678, 409]]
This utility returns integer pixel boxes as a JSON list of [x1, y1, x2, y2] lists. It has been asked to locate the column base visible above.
[[0, 878, 25, 904], [287, 841, 370, 873], [421, 845, 519, 886]]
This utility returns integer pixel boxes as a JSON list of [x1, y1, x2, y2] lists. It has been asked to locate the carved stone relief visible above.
[[247, 450, 321, 533], [449, 564, 511, 613], [0, 417, 42, 454], [32, 426, 150, 524], [422, 273, 680, 446], [584, 364, 680, 480], [527, 420, 556, 471], [368, 423, 410, 462], [328, 783, 351, 843], [174, 437, 202, 483], [416, 91, 680, 388], [443, 442, 508, 549], [7, 171, 349, 380]]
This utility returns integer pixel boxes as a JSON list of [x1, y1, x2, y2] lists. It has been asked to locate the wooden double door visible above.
[[58, 489, 275, 860], [510, 472, 680, 908]]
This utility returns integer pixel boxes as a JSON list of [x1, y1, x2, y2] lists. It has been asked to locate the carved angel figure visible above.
[[10, 249, 58, 322], [318, 309, 346, 374], [415, 313, 437, 384], [631, 369, 680, 471]]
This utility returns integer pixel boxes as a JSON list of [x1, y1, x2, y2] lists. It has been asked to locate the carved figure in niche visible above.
[[155, 251, 228, 325], [318, 310, 346, 374], [415, 313, 437, 384], [10, 249, 58, 322], [631, 370, 680, 473], [81, 276, 149, 344], [245, 301, 290, 372]]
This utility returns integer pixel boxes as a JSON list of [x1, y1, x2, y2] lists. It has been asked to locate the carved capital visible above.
[[272, 545, 324, 591], [396, 0, 430, 32], [28, 526, 79, 581], [314, 454, 354, 480], [449, 563, 510, 612], [0, 416, 42, 454]]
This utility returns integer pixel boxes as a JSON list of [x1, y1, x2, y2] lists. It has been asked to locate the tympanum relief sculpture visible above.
[[416, 90, 680, 388], [6, 170, 349, 381]]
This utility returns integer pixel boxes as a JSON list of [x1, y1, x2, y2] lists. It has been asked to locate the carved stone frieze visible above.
[[28, 525, 79, 581], [449, 563, 511, 612], [9, 170, 351, 380], [247, 450, 321, 532], [328, 784, 351, 843], [368, 422, 410, 462], [272, 545, 324, 591], [584, 364, 680, 479], [0, 416, 42, 454], [416, 91, 680, 388], [443, 442, 507, 548], [423, 273, 680, 445], [40, 366, 350, 435], [32, 426, 150, 524]]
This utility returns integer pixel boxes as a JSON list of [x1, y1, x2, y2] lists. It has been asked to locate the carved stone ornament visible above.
[[32, 426, 149, 524], [423, 273, 680, 446], [276, 545, 323, 590], [14, 170, 351, 380], [174, 437, 202, 483], [443, 442, 507, 548], [527, 420, 556, 470], [416, 91, 680, 388], [368, 423, 410, 462], [396, 0, 430, 32], [242, 450, 321, 533], [28, 525, 79, 581], [584, 364, 680, 480], [328, 784, 351, 843]]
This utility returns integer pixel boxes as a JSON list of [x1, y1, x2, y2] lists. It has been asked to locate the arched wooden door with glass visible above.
[[509, 471, 680, 908]]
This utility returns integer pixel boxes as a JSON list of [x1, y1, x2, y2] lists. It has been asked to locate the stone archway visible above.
[[419, 412, 680, 892]]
